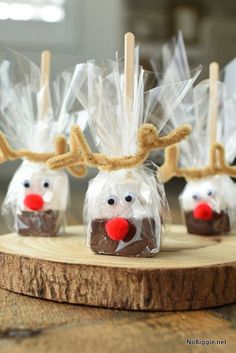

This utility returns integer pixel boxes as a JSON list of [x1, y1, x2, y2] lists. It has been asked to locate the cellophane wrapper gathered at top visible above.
[[72, 51, 198, 256], [160, 32, 236, 235], [0, 50, 86, 236]]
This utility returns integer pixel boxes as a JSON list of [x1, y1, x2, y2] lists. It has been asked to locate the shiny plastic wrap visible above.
[[152, 32, 202, 164], [178, 80, 236, 234], [222, 58, 236, 163], [85, 167, 166, 257], [180, 175, 236, 235], [159, 33, 236, 235], [72, 50, 198, 256], [0, 50, 86, 236], [2, 161, 69, 236]]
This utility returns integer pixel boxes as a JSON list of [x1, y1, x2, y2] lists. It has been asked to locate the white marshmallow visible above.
[[180, 175, 236, 218], [3, 160, 69, 213], [85, 168, 163, 220]]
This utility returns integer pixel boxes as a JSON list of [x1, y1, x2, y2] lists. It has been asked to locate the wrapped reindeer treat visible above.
[[48, 33, 197, 256], [0, 50, 86, 236], [159, 34, 236, 235]]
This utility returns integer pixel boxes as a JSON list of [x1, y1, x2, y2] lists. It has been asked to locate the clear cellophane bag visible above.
[[71, 49, 199, 256], [157, 32, 236, 234], [0, 50, 86, 236]]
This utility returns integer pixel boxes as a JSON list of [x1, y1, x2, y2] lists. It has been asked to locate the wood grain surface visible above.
[[0, 288, 236, 353], [0, 225, 236, 311], [0, 182, 235, 352]]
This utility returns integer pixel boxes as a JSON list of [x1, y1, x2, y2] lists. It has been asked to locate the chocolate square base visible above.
[[17, 210, 65, 237], [90, 218, 158, 257], [184, 210, 230, 235]]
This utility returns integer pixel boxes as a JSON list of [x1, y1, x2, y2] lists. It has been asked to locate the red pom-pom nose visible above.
[[193, 203, 213, 221], [105, 217, 130, 241], [24, 194, 44, 211]]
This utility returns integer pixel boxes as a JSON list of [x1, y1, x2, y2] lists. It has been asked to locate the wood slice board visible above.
[[0, 224, 236, 311]]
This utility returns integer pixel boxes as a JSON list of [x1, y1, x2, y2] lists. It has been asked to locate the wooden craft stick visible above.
[[124, 32, 135, 114], [40, 50, 51, 119], [208, 62, 219, 146]]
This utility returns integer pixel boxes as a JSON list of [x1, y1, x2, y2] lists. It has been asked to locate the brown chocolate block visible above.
[[184, 210, 230, 235], [90, 218, 158, 257], [17, 210, 65, 237]]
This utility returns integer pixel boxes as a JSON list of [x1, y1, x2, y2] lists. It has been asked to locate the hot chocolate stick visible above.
[[40, 50, 51, 120], [124, 32, 135, 118], [208, 62, 219, 150]]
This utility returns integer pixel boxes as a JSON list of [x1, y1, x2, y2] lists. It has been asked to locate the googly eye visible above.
[[23, 180, 31, 188], [207, 189, 214, 197], [124, 192, 136, 204], [192, 192, 200, 201], [43, 180, 50, 188], [106, 195, 118, 206]]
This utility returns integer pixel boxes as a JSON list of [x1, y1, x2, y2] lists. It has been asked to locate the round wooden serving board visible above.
[[0, 225, 236, 311]]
